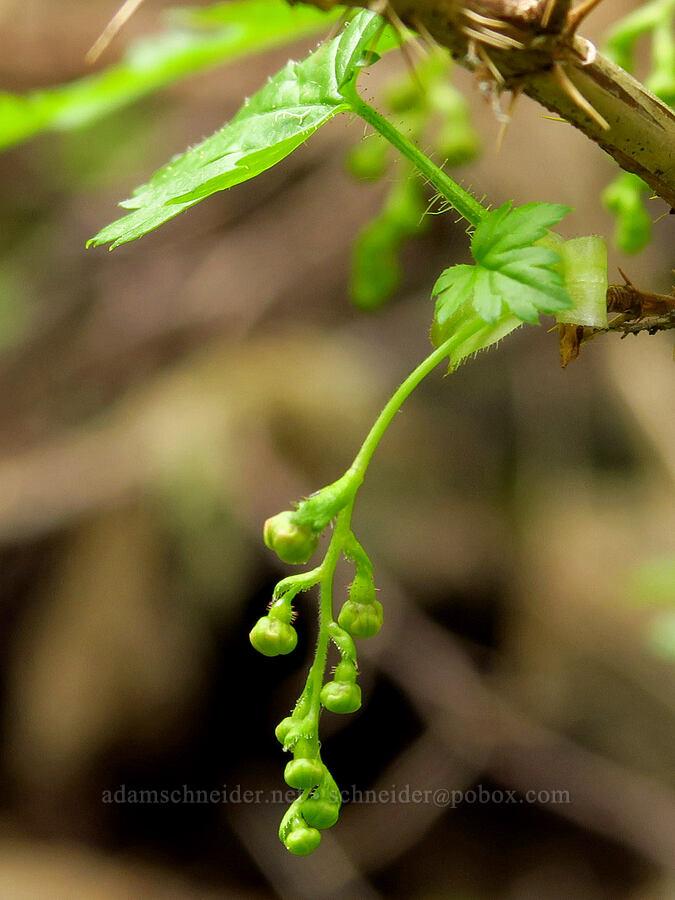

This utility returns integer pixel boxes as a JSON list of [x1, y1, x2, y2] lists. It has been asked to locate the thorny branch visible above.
[[297, 0, 675, 208], [558, 270, 675, 366]]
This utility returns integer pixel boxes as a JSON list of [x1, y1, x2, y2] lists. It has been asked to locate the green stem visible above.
[[288, 318, 486, 752], [352, 317, 485, 477], [296, 318, 485, 734], [345, 88, 487, 227], [298, 500, 355, 738]]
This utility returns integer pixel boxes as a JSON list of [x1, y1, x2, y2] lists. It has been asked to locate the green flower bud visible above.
[[263, 511, 319, 565], [434, 123, 480, 167], [346, 136, 389, 181], [338, 599, 383, 640], [384, 176, 426, 235], [385, 78, 422, 113], [350, 218, 401, 311], [284, 758, 324, 790], [284, 825, 322, 855], [320, 681, 362, 714], [275, 716, 297, 746], [301, 797, 340, 830], [249, 616, 297, 657], [427, 84, 480, 167], [428, 82, 467, 117]]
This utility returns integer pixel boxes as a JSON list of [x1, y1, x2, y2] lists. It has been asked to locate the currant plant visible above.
[[4, 0, 670, 856], [84, 8, 638, 854], [250, 186, 621, 852]]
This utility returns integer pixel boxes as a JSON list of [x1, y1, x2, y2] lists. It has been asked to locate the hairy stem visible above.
[[346, 88, 487, 226], [293, 317, 486, 735], [302, 500, 356, 736], [352, 317, 486, 476]]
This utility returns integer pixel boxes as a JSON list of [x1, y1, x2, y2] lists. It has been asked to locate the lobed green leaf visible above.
[[430, 297, 522, 370], [433, 201, 572, 326]]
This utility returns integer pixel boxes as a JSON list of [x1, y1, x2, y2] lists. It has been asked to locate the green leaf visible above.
[[431, 265, 475, 323], [432, 201, 572, 326], [431, 306, 523, 371], [89, 10, 386, 248], [0, 0, 338, 152], [430, 288, 522, 370]]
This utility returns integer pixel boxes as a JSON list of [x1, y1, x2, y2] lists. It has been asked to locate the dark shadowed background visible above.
[[0, 1, 673, 897]]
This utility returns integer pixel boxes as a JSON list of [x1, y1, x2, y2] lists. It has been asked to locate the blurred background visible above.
[[0, 0, 674, 896]]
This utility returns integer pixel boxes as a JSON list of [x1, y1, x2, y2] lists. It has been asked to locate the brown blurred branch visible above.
[[355, 578, 675, 871]]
